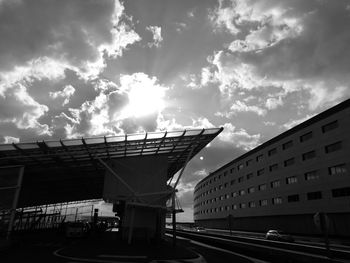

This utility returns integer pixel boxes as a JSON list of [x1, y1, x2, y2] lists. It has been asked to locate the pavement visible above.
[[1, 230, 206, 263]]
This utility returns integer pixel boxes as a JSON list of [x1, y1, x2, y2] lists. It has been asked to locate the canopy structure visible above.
[[0, 128, 222, 208]]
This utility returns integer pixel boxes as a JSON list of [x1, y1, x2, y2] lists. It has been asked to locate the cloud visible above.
[[146, 26, 163, 48], [49, 85, 76, 106], [282, 114, 315, 130], [51, 73, 169, 138], [265, 96, 283, 110], [208, 0, 350, 110], [0, 83, 50, 135], [219, 123, 261, 151], [3, 136, 20, 144], [0, 0, 140, 80], [216, 100, 267, 117]]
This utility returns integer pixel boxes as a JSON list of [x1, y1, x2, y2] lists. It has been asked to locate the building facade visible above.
[[193, 99, 350, 237]]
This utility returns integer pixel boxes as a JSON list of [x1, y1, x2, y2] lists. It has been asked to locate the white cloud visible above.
[[307, 82, 348, 111], [216, 100, 266, 117], [146, 26, 163, 48], [0, 83, 50, 135], [265, 96, 283, 110], [219, 123, 261, 151], [3, 136, 20, 144], [282, 114, 314, 130], [49, 85, 76, 106]]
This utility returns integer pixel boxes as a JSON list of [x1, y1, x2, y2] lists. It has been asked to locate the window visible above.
[[224, 171, 227, 176], [238, 163, 244, 170], [288, 194, 299, 202], [284, 158, 295, 167], [220, 195, 224, 200], [249, 201, 256, 208], [226, 194, 230, 199], [325, 141, 342, 153], [232, 204, 237, 210], [302, 150, 316, 161], [219, 174, 222, 179], [246, 173, 253, 180], [305, 170, 319, 181], [240, 203, 246, 209], [260, 199, 268, 206], [269, 163, 278, 172], [248, 187, 255, 193], [268, 148, 277, 156], [239, 189, 245, 196], [271, 180, 280, 188], [225, 206, 230, 211], [224, 183, 228, 188], [322, 120, 338, 133], [307, 191, 322, 200], [230, 168, 234, 173], [257, 168, 265, 176], [328, 164, 347, 175], [219, 185, 223, 190], [272, 197, 282, 204], [282, 140, 293, 150], [230, 180, 235, 185], [286, 176, 298, 184], [332, 187, 350, 198], [232, 192, 238, 198], [259, 184, 267, 191], [256, 154, 263, 162], [238, 176, 244, 183], [246, 159, 253, 166], [300, 131, 313, 142]]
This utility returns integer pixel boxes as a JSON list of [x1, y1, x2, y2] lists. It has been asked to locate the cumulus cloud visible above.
[[49, 85, 76, 106], [51, 73, 169, 138], [3, 136, 20, 144], [208, 0, 350, 110], [219, 123, 261, 151], [282, 114, 315, 130], [0, 83, 50, 135], [216, 100, 267, 117], [146, 26, 163, 48], [0, 0, 140, 79]]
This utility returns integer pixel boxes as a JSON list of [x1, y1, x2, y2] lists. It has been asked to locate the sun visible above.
[[120, 79, 166, 118]]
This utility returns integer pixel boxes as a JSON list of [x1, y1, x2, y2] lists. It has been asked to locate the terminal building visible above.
[[0, 128, 222, 242], [193, 99, 350, 237]]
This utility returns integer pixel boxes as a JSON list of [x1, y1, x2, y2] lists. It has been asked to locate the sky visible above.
[[1, 0, 350, 221]]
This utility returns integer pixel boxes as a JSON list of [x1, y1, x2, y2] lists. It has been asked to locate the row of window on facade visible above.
[[194, 186, 350, 216], [194, 120, 340, 194], [194, 163, 347, 202]]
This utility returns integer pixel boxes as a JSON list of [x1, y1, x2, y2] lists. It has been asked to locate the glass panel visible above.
[[106, 135, 126, 143], [203, 128, 221, 135], [147, 132, 166, 140], [84, 137, 104, 145], [61, 139, 83, 146], [166, 131, 185, 138], [184, 130, 202, 137], [127, 134, 147, 141], [45, 141, 61, 148], [0, 144, 16, 151], [15, 143, 39, 149]]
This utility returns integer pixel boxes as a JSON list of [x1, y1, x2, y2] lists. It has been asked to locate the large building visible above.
[[193, 99, 350, 237]]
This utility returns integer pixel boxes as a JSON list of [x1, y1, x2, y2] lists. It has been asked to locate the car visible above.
[[194, 226, 207, 232], [265, 230, 294, 242]]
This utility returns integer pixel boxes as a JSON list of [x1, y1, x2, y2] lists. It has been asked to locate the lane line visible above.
[[98, 254, 148, 259]]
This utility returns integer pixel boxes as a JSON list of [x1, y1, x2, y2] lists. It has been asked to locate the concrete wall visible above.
[[103, 155, 168, 242]]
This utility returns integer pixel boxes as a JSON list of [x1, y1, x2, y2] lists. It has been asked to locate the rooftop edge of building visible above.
[[195, 98, 350, 189]]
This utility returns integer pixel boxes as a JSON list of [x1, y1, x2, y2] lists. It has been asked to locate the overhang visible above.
[[0, 128, 222, 208]]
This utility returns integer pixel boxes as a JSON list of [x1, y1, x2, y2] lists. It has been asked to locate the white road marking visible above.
[[98, 254, 148, 259]]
